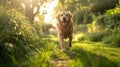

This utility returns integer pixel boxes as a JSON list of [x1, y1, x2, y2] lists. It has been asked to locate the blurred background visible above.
[[0, 0, 120, 67]]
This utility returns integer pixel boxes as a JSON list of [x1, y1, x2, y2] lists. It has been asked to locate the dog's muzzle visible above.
[[61, 17, 67, 26], [63, 17, 66, 22]]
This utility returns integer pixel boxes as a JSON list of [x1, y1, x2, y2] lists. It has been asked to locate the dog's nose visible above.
[[63, 17, 66, 21]]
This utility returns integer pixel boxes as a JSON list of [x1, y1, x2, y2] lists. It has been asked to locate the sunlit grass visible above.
[[73, 33, 85, 41], [26, 35, 120, 67], [73, 42, 120, 67]]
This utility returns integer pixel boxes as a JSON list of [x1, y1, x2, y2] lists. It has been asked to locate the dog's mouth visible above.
[[62, 21, 67, 26], [62, 18, 68, 26]]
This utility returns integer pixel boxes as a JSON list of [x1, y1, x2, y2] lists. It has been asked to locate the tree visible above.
[[0, 0, 46, 23], [22, 0, 46, 23], [56, 0, 93, 13]]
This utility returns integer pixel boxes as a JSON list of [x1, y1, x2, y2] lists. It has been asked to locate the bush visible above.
[[75, 25, 88, 33], [97, 6, 120, 47], [42, 23, 53, 33], [112, 34, 120, 47], [32, 22, 43, 36], [85, 32, 105, 42], [103, 35, 120, 47], [78, 36, 86, 41], [73, 9, 87, 24], [33, 14, 44, 36], [90, 0, 118, 14], [102, 35, 113, 44], [83, 12, 93, 24], [0, 6, 39, 66], [97, 7, 120, 33]]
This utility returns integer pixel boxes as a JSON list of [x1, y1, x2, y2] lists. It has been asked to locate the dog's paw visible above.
[[61, 48, 66, 51], [66, 46, 72, 50], [66, 47, 70, 50]]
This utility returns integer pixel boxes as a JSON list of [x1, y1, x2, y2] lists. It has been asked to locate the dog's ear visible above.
[[69, 11, 72, 18], [56, 12, 60, 20]]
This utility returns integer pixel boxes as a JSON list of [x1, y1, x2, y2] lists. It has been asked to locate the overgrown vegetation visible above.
[[0, 0, 120, 67], [96, 7, 120, 47], [0, 6, 39, 66]]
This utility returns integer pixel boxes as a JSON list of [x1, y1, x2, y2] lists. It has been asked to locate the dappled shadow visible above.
[[64, 47, 118, 67]]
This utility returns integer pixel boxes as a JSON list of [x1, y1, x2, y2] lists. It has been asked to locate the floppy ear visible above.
[[56, 13, 60, 20], [69, 11, 73, 18]]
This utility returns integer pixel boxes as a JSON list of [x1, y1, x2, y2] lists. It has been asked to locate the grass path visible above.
[[43, 37, 120, 67], [30, 37, 120, 67]]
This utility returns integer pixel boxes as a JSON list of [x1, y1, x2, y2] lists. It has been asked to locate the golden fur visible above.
[[56, 11, 73, 50]]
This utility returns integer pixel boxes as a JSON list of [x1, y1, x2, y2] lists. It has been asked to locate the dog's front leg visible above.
[[69, 35, 72, 49], [58, 35, 65, 50]]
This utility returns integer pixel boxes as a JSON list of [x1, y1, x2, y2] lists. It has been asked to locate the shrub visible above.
[[97, 7, 120, 47], [73, 9, 87, 24], [78, 36, 86, 41], [42, 23, 53, 33], [73, 9, 95, 25], [85, 32, 105, 42], [75, 25, 88, 33], [0, 6, 39, 66], [97, 7, 120, 33], [104, 35, 120, 47], [32, 22, 43, 36], [90, 0, 118, 13], [102, 31, 120, 47], [33, 14, 44, 36], [102, 35, 114, 44], [83, 12, 93, 24], [112, 34, 120, 47]]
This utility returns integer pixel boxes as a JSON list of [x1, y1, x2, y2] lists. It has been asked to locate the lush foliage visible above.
[[85, 32, 105, 42], [97, 7, 120, 32], [95, 7, 120, 46], [56, 0, 119, 24], [0, 0, 120, 67], [73, 9, 93, 24], [0, 0, 47, 22], [90, 0, 119, 13], [0, 6, 39, 66]]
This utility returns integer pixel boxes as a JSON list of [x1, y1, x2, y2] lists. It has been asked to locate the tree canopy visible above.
[[0, 0, 46, 23]]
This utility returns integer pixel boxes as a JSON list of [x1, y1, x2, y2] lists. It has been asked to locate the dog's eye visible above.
[[61, 14, 63, 16], [66, 14, 68, 16]]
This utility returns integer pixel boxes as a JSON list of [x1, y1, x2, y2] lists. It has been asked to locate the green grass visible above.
[[25, 36, 120, 67], [69, 42, 120, 67], [1, 34, 119, 67]]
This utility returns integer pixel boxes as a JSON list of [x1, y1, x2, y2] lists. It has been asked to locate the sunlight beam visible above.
[[40, 0, 58, 26]]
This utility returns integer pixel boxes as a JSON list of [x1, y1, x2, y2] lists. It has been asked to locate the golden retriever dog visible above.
[[56, 11, 73, 50]]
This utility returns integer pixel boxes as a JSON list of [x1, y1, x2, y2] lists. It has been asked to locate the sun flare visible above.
[[40, 0, 58, 26]]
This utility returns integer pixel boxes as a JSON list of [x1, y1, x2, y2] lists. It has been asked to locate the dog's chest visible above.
[[58, 24, 73, 38]]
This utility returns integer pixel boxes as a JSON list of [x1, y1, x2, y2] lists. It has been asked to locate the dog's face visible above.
[[57, 11, 72, 26]]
